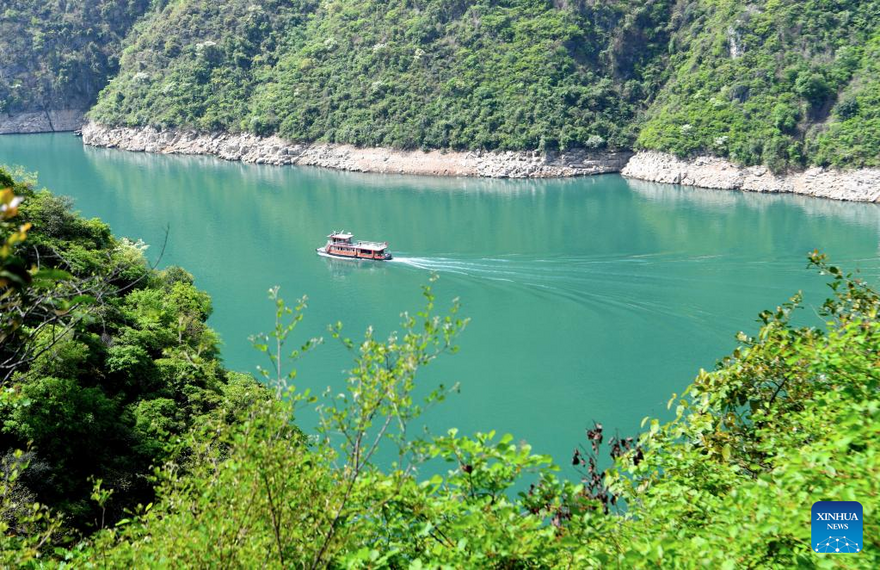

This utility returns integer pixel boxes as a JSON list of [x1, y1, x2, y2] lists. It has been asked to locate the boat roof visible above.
[[353, 241, 388, 251], [328, 231, 353, 239], [329, 240, 387, 251], [326, 231, 388, 251]]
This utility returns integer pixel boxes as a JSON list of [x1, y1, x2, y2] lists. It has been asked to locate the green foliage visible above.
[[0, 168, 266, 534], [7, 248, 876, 567], [5, 169, 879, 564], [7, 1, 880, 167], [83, 0, 880, 167], [0, 1, 154, 113], [89, 0, 675, 151], [0, 449, 64, 567], [810, 33, 880, 168], [637, 0, 880, 170], [596, 252, 880, 567]]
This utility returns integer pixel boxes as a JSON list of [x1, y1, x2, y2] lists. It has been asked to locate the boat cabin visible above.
[[323, 231, 391, 260], [328, 232, 353, 245]]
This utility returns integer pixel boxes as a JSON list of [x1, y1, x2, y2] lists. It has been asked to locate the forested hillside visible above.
[[0, 1, 154, 115], [639, 0, 880, 169], [89, 0, 674, 151], [0, 168, 264, 533], [84, 0, 880, 170], [5, 1, 879, 169], [1, 170, 878, 566]]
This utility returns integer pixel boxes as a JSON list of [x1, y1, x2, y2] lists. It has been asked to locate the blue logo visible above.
[[812, 501, 862, 554]]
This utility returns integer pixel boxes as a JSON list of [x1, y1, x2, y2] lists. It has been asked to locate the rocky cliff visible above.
[[81, 123, 632, 179], [0, 110, 85, 134], [81, 123, 880, 201], [0, 1, 152, 134], [622, 152, 880, 203]]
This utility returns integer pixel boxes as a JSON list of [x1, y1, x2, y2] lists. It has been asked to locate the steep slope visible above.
[[5, 1, 880, 173], [0, 168, 264, 531], [638, 0, 880, 169], [0, 0, 154, 132], [88, 0, 675, 151], [90, 0, 316, 133], [88, 0, 880, 171]]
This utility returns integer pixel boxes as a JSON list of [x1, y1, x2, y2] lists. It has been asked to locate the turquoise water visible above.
[[2, 133, 879, 471]]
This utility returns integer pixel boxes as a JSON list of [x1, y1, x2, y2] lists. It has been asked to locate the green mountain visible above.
[[88, 0, 674, 151], [3, 1, 879, 166], [0, 1, 153, 117], [637, 0, 880, 169]]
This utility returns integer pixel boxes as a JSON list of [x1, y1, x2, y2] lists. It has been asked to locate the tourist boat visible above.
[[316, 231, 393, 261]]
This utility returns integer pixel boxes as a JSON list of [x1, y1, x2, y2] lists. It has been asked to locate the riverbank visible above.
[[0, 110, 84, 134], [79, 123, 880, 201], [81, 123, 632, 178], [622, 151, 880, 203]]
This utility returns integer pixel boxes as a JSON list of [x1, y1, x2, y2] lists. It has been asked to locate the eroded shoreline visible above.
[[76, 123, 880, 202], [81, 123, 631, 179], [0, 110, 85, 134], [622, 151, 880, 203]]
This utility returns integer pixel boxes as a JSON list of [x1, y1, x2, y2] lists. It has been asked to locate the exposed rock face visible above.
[[81, 123, 632, 179], [78, 124, 880, 201], [0, 110, 86, 134], [622, 151, 880, 203]]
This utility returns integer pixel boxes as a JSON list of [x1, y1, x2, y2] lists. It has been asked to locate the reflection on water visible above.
[[322, 256, 391, 280], [629, 179, 880, 229]]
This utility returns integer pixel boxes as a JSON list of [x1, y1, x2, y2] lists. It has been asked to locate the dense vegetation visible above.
[[5, 1, 880, 168], [639, 0, 880, 169], [0, 1, 153, 115], [0, 168, 264, 534], [89, 0, 675, 151], [2, 171, 878, 566], [83, 0, 880, 169]]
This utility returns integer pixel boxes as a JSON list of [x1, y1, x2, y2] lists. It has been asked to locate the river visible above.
[[2, 133, 879, 472]]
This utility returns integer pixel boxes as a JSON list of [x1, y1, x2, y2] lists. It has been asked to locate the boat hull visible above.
[[316, 248, 392, 261]]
